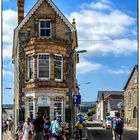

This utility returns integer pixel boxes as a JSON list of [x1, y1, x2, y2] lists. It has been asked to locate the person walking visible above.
[[75, 116, 86, 140], [31, 112, 45, 140], [51, 116, 63, 140], [43, 115, 51, 140], [112, 112, 123, 140], [22, 117, 32, 140]]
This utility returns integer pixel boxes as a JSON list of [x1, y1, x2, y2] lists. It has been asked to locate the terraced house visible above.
[[12, 0, 78, 130]]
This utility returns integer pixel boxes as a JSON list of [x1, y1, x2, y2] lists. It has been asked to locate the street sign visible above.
[[73, 95, 81, 104]]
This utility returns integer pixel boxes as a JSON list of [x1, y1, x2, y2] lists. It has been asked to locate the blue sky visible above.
[[2, 0, 138, 104]]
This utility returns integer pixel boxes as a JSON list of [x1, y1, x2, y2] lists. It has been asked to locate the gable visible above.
[[123, 65, 138, 90], [15, 0, 75, 32]]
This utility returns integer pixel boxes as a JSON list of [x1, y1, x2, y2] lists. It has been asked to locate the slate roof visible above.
[[97, 91, 124, 102], [123, 65, 138, 90]]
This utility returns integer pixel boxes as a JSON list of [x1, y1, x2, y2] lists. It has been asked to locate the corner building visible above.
[[12, 0, 78, 129]]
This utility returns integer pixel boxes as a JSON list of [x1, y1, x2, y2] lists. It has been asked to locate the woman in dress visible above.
[[22, 117, 32, 140]]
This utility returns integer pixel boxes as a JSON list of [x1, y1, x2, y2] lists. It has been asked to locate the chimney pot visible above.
[[17, 0, 25, 24]]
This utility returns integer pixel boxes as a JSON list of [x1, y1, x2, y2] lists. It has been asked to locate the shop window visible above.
[[54, 97, 63, 117]]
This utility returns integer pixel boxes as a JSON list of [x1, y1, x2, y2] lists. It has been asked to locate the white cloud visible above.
[[67, 0, 137, 56], [3, 69, 13, 77], [107, 67, 130, 75], [76, 59, 102, 74], [3, 9, 17, 59]]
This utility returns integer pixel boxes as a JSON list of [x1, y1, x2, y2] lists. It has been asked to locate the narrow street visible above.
[[86, 122, 138, 140]]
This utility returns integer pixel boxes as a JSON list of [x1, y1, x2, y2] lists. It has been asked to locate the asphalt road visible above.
[[86, 122, 138, 140]]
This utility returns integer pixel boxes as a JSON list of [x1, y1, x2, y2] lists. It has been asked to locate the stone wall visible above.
[[124, 67, 138, 128]]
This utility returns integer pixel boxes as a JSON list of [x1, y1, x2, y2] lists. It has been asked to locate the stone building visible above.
[[96, 91, 123, 121], [124, 65, 138, 128], [12, 0, 78, 130]]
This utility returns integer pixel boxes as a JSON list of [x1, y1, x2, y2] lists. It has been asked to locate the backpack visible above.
[[78, 117, 84, 123], [112, 117, 123, 129]]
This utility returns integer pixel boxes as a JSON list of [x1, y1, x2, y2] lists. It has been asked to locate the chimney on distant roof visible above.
[[17, 0, 25, 24]]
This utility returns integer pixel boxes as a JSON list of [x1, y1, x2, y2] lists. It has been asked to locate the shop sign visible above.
[[38, 96, 50, 106]]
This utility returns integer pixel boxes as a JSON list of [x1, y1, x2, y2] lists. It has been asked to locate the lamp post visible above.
[[67, 47, 87, 134]]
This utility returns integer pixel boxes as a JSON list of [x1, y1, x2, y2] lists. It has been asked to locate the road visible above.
[[85, 121, 138, 140]]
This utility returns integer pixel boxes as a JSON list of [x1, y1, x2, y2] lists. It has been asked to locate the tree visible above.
[[87, 106, 96, 117]]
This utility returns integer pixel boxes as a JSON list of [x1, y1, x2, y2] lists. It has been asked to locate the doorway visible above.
[[38, 107, 50, 117]]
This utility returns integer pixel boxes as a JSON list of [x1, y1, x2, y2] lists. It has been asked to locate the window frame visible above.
[[128, 91, 132, 111], [37, 53, 50, 80], [39, 19, 52, 38], [54, 54, 63, 81], [54, 97, 63, 119], [27, 55, 34, 81], [28, 97, 33, 120]]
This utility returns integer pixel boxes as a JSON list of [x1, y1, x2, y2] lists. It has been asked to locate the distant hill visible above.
[[80, 101, 96, 113], [2, 104, 13, 109], [80, 101, 96, 107]]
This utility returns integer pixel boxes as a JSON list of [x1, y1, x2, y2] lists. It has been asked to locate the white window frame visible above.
[[39, 19, 52, 38], [27, 55, 34, 81], [28, 97, 33, 119], [54, 97, 63, 120], [37, 53, 50, 80], [54, 54, 63, 81], [128, 91, 132, 110]]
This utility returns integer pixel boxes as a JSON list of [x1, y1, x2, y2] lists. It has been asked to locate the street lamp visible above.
[[66, 49, 87, 134], [78, 82, 91, 86], [76, 50, 87, 53], [5, 87, 13, 90]]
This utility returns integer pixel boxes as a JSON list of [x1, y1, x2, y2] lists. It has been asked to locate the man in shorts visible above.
[[112, 112, 123, 140]]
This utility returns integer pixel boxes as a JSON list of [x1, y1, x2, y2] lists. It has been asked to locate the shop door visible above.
[[38, 107, 50, 117]]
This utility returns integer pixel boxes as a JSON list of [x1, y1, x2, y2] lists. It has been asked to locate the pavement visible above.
[[124, 126, 138, 131], [2, 131, 12, 140]]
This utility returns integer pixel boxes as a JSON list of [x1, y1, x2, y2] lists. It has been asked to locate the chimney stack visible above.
[[17, 0, 25, 24]]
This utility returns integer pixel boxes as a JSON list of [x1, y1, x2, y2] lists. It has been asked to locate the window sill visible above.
[[38, 78, 50, 81], [39, 36, 52, 39], [55, 79, 63, 82], [25, 79, 34, 83]]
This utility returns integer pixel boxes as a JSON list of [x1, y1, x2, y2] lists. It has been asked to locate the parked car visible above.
[[102, 117, 112, 129], [88, 117, 93, 121]]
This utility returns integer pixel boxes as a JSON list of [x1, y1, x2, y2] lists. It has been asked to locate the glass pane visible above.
[[46, 21, 50, 28], [39, 68, 49, 78], [55, 61, 61, 67], [40, 21, 45, 28], [39, 60, 49, 66], [39, 55, 49, 59], [45, 29, 50, 36], [40, 29, 46, 36], [55, 68, 61, 79], [55, 56, 62, 60]]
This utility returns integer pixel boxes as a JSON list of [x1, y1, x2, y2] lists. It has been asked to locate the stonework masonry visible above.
[[13, 0, 78, 130], [124, 65, 138, 128]]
